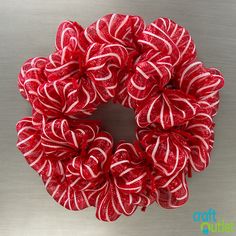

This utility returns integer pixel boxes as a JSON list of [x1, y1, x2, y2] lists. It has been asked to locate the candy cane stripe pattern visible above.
[[16, 14, 224, 221]]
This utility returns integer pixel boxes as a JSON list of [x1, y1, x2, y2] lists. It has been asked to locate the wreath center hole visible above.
[[91, 102, 136, 143]]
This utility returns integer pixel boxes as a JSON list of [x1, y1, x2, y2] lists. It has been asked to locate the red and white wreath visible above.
[[16, 14, 224, 221]]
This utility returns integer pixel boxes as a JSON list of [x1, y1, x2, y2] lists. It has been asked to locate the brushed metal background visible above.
[[0, 0, 236, 235]]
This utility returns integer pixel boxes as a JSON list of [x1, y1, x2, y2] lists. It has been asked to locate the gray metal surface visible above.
[[0, 0, 236, 235]]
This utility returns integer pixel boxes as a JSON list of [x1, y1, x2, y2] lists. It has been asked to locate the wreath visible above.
[[16, 14, 224, 221]]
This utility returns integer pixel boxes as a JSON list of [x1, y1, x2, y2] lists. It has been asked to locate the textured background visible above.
[[0, 0, 236, 235]]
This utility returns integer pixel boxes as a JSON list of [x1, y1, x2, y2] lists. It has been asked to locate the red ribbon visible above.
[[17, 14, 224, 221]]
